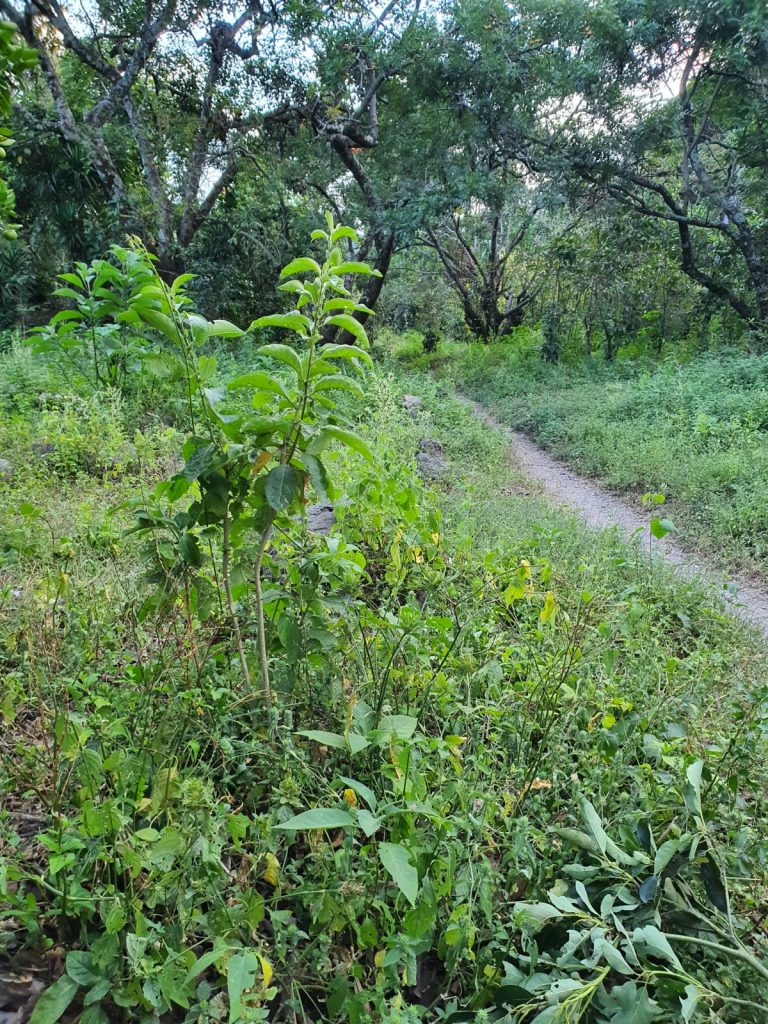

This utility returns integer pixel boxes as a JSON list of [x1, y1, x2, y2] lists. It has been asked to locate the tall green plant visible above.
[[0, 21, 36, 238], [131, 213, 379, 703], [27, 246, 157, 391]]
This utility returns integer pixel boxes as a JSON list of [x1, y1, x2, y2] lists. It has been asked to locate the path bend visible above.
[[462, 396, 768, 640]]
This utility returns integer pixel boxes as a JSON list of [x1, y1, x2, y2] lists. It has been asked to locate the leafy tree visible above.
[[537, 0, 768, 334], [1, 0, 322, 272], [0, 18, 35, 238]]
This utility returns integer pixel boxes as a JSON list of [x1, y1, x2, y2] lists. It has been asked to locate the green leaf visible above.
[[347, 732, 370, 754], [302, 452, 329, 503], [604, 981, 659, 1024], [321, 343, 373, 368], [683, 759, 704, 818], [654, 835, 689, 875], [331, 225, 358, 243], [208, 319, 244, 337], [66, 950, 99, 986], [333, 261, 381, 277], [138, 308, 179, 344], [274, 808, 354, 830], [595, 937, 633, 975], [338, 775, 377, 810], [632, 925, 683, 969], [680, 983, 702, 1023], [379, 842, 418, 907], [297, 730, 348, 749], [308, 426, 373, 463], [279, 257, 321, 278], [325, 314, 370, 349], [314, 375, 364, 398], [79, 1009, 109, 1024], [374, 714, 418, 741], [249, 312, 310, 335], [229, 370, 290, 400], [29, 976, 79, 1024], [514, 901, 563, 924], [144, 353, 184, 379], [357, 809, 381, 837], [265, 465, 301, 512], [258, 342, 304, 377], [650, 517, 676, 539], [227, 950, 258, 1024]]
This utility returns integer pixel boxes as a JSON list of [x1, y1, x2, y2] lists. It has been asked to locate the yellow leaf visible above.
[[374, 949, 385, 969], [251, 451, 271, 475], [520, 558, 532, 579], [413, 546, 424, 564], [343, 788, 357, 807], [258, 955, 273, 988], [529, 778, 552, 791], [431, 532, 441, 544], [263, 852, 280, 887], [602, 713, 616, 729], [540, 590, 556, 624]]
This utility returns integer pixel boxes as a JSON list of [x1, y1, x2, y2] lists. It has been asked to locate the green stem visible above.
[[667, 932, 768, 981], [254, 512, 276, 704], [222, 506, 251, 690]]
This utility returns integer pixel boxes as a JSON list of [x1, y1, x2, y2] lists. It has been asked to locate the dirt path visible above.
[[462, 397, 768, 639]]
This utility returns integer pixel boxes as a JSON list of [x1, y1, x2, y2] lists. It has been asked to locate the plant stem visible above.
[[667, 932, 768, 981], [254, 512, 276, 704], [222, 506, 251, 690]]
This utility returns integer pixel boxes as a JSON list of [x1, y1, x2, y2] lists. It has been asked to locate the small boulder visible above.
[[415, 438, 448, 481], [0, 456, 13, 480], [402, 394, 423, 417], [31, 442, 56, 458], [307, 503, 336, 535]]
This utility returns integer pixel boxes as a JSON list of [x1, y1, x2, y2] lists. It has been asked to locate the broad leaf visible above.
[[308, 426, 373, 463], [249, 312, 310, 335], [321, 343, 373, 368], [279, 257, 321, 278], [379, 842, 418, 906], [274, 808, 354, 830], [29, 976, 79, 1024], [632, 925, 683, 969], [297, 730, 348, 749], [208, 319, 244, 338], [314, 375, 364, 399], [258, 342, 304, 377], [265, 465, 301, 512], [357, 809, 381, 837], [325, 314, 370, 349], [229, 370, 290, 400], [227, 950, 258, 1024], [333, 261, 381, 277]]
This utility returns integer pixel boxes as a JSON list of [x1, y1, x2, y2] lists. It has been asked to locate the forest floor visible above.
[[462, 395, 768, 639]]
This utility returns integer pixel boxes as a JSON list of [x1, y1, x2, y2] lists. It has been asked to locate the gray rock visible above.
[[31, 442, 56, 458], [402, 394, 423, 417], [415, 438, 448, 481], [307, 503, 336, 535], [0, 457, 13, 479]]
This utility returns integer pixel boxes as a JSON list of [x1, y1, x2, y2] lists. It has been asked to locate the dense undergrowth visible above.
[[1, 246, 768, 1024], [398, 330, 768, 580]]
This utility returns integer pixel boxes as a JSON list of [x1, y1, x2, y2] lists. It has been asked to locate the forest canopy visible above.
[[1, 0, 767, 350]]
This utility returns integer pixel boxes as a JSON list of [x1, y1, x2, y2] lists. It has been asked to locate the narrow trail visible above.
[[462, 397, 768, 640]]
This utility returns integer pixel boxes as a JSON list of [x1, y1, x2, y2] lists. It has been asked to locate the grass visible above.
[[2, 327, 768, 1020], [392, 333, 768, 579]]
